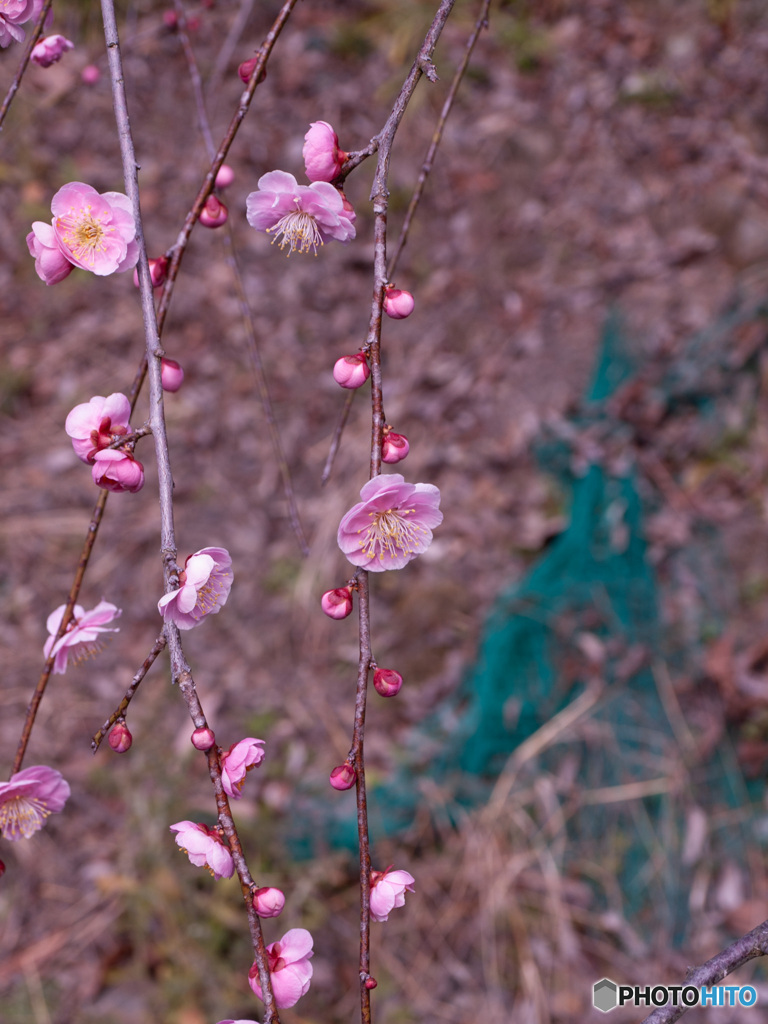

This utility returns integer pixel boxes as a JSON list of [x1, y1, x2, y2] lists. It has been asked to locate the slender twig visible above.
[[91, 633, 167, 751], [208, 0, 256, 105], [0, 0, 54, 131], [639, 918, 768, 1023], [321, 389, 356, 485]]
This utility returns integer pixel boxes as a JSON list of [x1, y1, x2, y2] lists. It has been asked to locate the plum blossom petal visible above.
[[220, 738, 265, 799], [249, 928, 314, 1008], [158, 547, 233, 630], [43, 600, 121, 674], [303, 121, 347, 182], [65, 392, 132, 463], [246, 170, 355, 255], [337, 473, 442, 571], [50, 182, 138, 275], [369, 867, 415, 922], [26, 221, 73, 285], [170, 821, 234, 879], [0, 0, 46, 47], [91, 449, 144, 493], [30, 33, 74, 66], [0, 765, 70, 840]]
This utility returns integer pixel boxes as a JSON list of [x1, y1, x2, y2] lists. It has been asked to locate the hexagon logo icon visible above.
[[593, 978, 618, 1013]]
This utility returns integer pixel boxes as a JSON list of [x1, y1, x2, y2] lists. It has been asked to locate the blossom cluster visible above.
[[66, 392, 144, 493]]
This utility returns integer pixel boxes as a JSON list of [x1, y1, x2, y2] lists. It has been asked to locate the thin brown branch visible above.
[[91, 633, 167, 752]]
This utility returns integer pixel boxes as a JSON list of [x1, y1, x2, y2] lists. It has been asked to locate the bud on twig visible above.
[[329, 763, 356, 790], [321, 587, 354, 619], [373, 668, 403, 697], [108, 719, 132, 752]]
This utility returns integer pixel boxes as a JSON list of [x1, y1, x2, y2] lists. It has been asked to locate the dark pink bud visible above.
[[383, 286, 415, 320], [333, 353, 370, 390], [81, 64, 100, 84], [199, 195, 228, 228], [162, 9, 178, 29], [321, 587, 353, 620], [0, 858, 5, 877], [365, 977, 378, 990], [373, 668, 403, 698], [191, 726, 216, 751], [238, 57, 267, 85], [215, 164, 235, 189], [330, 763, 356, 791], [108, 720, 133, 753], [161, 358, 185, 393], [381, 432, 409, 464], [133, 256, 168, 290], [252, 886, 285, 918]]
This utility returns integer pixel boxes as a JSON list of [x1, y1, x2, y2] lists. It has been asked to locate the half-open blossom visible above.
[[381, 431, 409, 464], [0, 766, 70, 840], [373, 667, 403, 698], [369, 866, 415, 922], [199, 194, 228, 228], [221, 738, 265, 799], [383, 286, 415, 319], [65, 392, 132, 463], [252, 886, 285, 918], [170, 821, 234, 878], [246, 170, 355, 255], [161, 358, 185, 392], [329, 763, 356, 790], [158, 547, 233, 630], [30, 33, 74, 66], [0, 0, 46, 47], [51, 182, 138, 276], [44, 600, 121, 674], [333, 353, 369, 389], [91, 449, 145, 493], [321, 586, 353, 619], [337, 473, 442, 572], [249, 928, 314, 1008], [26, 221, 73, 285], [303, 121, 347, 182]]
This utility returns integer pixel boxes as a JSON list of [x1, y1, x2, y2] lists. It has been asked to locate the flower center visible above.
[[0, 795, 52, 840], [195, 569, 232, 614], [57, 204, 111, 266], [361, 507, 421, 562], [267, 200, 323, 255]]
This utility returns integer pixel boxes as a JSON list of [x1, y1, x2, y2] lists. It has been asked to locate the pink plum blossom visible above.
[[50, 182, 138, 276], [0, 766, 70, 840], [333, 353, 370, 389], [158, 547, 233, 630], [383, 286, 415, 319], [26, 221, 73, 285], [252, 886, 285, 918], [248, 928, 314, 1008], [30, 33, 74, 66], [369, 866, 415, 922], [337, 473, 442, 572], [170, 821, 234, 879], [65, 392, 132, 463], [303, 121, 347, 182], [91, 449, 145, 493], [246, 170, 355, 256], [44, 600, 121, 674], [0, 0, 47, 47], [321, 586, 353, 619], [220, 738, 265, 799]]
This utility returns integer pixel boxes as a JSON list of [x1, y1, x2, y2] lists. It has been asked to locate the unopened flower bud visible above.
[[321, 587, 353, 620], [383, 286, 415, 320], [0, 858, 5, 878], [215, 164, 235, 189], [133, 256, 169, 290], [199, 195, 228, 228], [81, 64, 100, 84], [381, 431, 409, 464], [162, 9, 178, 29], [161, 358, 185, 393], [330, 763, 356, 791], [252, 886, 285, 918], [108, 720, 133, 753], [365, 977, 378, 990], [333, 353, 370, 390], [238, 56, 267, 85], [373, 668, 403, 698], [191, 726, 216, 751]]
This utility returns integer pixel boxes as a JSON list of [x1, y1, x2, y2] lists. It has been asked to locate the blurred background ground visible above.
[[5, 0, 768, 1021]]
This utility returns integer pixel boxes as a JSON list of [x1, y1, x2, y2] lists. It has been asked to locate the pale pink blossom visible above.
[[248, 928, 314, 1008], [65, 392, 132, 463], [0, 0, 47, 47], [246, 170, 355, 255], [0, 766, 70, 840], [170, 821, 234, 879], [337, 473, 442, 572], [160, 358, 185, 392], [329, 763, 356, 790], [381, 431, 409, 464], [220, 738, 265, 799], [158, 547, 233, 630], [383, 286, 415, 319], [91, 449, 145, 493], [252, 886, 285, 918], [26, 221, 73, 285], [30, 33, 74, 66], [43, 600, 121, 674], [321, 586, 353, 619], [369, 866, 415, 922], [333, 353, 369, 389], [51, 182, 138, 275], [303, 121, 347, 182]]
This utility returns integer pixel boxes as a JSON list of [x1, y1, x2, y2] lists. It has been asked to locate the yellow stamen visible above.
[[0, 795, 51, 840], [360, 507, 423, 561], [56, 203, 113, 267], [267, 200, 323, 255]]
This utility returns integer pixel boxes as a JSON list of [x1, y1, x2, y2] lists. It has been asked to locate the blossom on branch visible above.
[[170, 821, 234, 879], [337, 473, 442, 571], [26, 221, 74, 285], [248, 928, 314, 1008], [30, 33, 74, 67], [43, 600, 121, 674], [158, 547, 233, 630], [0, 0, 47, 47], [220, 738, 265, 799], [0, 766, 70, 840], [369, 866, 415, 922], [65, 392, 133, 463], [91, 449, 145, 493], [252, 886, 285, 918], [303, 121, 347, 182], [246, 171, 355, 255]]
